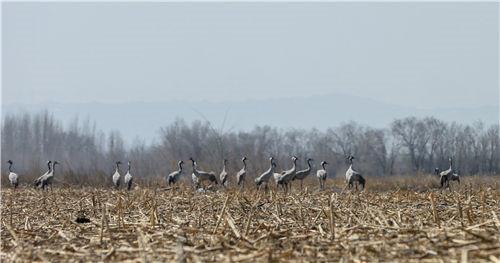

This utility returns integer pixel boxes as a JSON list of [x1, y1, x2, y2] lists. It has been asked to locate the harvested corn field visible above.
[[1, 178, 499, 262]]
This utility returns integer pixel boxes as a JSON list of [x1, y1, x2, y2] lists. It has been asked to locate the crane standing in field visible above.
[[255, 157, 276, 190], [7, 160, 19, 188], [345, 155, 365, 190], [39, 161, 59, 190], [317, 161, 328, 191], [219, 159, 228, 187], [34, 161, 52, 188], [190, 157, 218, 189], [292, 158, 313, 190], [236, 157, 248, 189], [276, 156, 298, 193], [124, 161, 133, 191], [451, 171, 460, 184], [167, 160, 184, 186], [112, 161, 122, 189], [435, 157, 459, 188]]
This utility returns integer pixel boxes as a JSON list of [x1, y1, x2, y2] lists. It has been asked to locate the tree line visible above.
[[1, 111, 499, 186]]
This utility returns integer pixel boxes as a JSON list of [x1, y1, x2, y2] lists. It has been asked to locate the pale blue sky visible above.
[[2, 2, 499, 109]]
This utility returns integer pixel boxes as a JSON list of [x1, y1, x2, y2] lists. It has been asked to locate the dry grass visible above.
[[1, 176, 499, 262]]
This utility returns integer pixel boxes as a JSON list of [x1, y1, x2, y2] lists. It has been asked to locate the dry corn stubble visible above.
[[1, 176, 499, 262]]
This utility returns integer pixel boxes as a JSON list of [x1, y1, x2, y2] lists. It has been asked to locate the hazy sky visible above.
[[2, 2, 499, 109]]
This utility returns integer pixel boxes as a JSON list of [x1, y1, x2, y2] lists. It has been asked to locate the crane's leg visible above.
[[300, 180, 303, 191]]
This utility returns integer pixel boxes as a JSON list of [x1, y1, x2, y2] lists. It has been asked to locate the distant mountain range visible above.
[[3, 93, 498, 144]]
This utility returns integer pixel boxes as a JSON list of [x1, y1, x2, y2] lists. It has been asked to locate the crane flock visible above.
[[4, 154, 461, 191]]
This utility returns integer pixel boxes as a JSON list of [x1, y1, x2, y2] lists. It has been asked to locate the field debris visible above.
[[1, 178, 499, 262]]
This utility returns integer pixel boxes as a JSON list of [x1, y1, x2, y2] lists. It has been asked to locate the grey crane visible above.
[[435, 157, 458, 188], [276, 156, 298, 192], [450, 170, 460, 184], [236, 157, 248, 188], [7, 160, 19, 188], [317, 161, 328, 191], [345, 155, 365, 190], [124, 161, 133, 191], [167, 160, 184, 186], [292, 158, 313, 190], [219, 159, 229, 187], [189, 157, 218, 189], [112, 161, 122, 189], [255, 157, 276, 190], [39, 161, 59, 190], [34, 161, 51, 188]]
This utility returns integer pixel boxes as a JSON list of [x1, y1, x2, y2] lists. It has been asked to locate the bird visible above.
[[167, 160, 184, 186], [345, 155, 365, 190], [34, 161, 52, 188], [189, 157, 218, 189], [292, 158, 313, 190], [276, 156, 298, 192], [317, 161, 328, 191], [7, 160, 19, 188], [450, 170, 460, 184], [40, 161, 59, 190], [236, 157, 248, 188], [255, 157, 276, 190], [219, 159, 228, 187], [112, 161, 122, 189], [124, 161, 133, 191], [437, 157, 456, 188]]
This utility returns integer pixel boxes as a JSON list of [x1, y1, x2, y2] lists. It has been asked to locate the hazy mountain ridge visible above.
[[2, 93, 498, 143]]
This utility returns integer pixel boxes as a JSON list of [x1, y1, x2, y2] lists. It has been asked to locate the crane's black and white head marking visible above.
[[116, 161, 122, 165], [7, 160, 13, 164], [321, 161, 328, 166], [242, 157, 247, 162]]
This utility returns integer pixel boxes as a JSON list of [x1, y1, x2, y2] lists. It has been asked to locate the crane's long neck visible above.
[[306, 159, 312, 171], [52, 164, 56, 175], [243, 159, 247, 170], [8, 163, 12, 172], [322, 163, 326, 170], [178, 162, 183, 172], [292, 159, 297, 171], [127, 163, 131, 173], [222, 161, 226, 172], [115, 163, 120, 172], [449, 159, 452, 170], [191, 161, 198, 172], [48, 162, 52, 172]]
